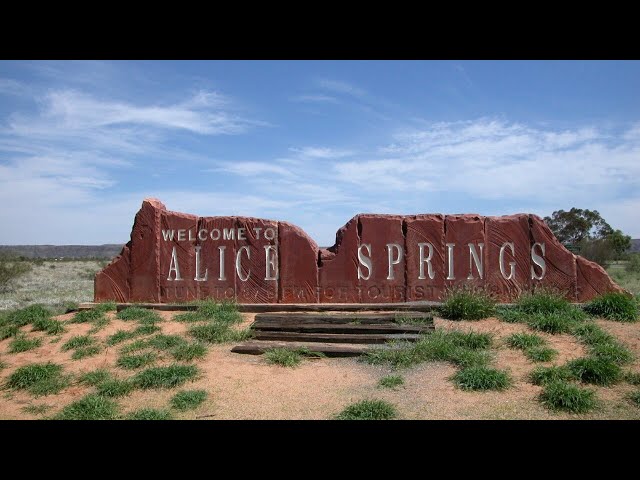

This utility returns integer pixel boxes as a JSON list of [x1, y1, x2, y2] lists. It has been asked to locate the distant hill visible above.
[[0, 244, 124, 259], [630, 239, 640, 253]]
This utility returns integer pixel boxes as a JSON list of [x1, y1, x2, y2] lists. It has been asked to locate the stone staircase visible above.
[[231, 311, 434, 357]]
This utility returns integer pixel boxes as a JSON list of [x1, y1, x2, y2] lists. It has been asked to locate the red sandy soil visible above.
[[1, 312, 639, 420]]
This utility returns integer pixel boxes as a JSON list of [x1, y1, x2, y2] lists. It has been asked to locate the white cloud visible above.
[[290, 94, 339, 104], [316, 79, 366, 97], [212, 162, 295, 178], [289, 146, 353, 159]]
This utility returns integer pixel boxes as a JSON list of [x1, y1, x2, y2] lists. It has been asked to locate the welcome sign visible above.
[[95, 199, 626, 304]]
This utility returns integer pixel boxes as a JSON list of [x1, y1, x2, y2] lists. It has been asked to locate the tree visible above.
[[543, 208, 614, 245], [608, 229, 631, 259], [544, 208, 631, 267]]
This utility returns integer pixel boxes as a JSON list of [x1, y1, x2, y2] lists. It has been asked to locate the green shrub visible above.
[[439, 287, 496, 320], [567, 357, 621, 386], [133, 364, 198, 389], [378, 375, 404, 389], [8, 335, 42, 353], [171, 389, 207, 411], [55, 394, 119, 420], [126, 408, 172, 420], [505, 332, 546, 350], [626, 254, 640, 274], [516, 290, 571, 315], [117, 352, 157, 370], [529, 365, 574, 386], [539, 380, 596, 413], [525, 346, 558, 363], [584, 292, 638, 322], [336, 399, 398, 420], [0, 253, 32, 290], [452, 366, 511, 391]]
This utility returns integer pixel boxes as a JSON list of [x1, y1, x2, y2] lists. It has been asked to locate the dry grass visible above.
[[0, 260, 102, 311], [0, 308, 639, 420]]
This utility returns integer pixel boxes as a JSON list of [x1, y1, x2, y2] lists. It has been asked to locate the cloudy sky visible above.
[[1, 60, 639, 246]]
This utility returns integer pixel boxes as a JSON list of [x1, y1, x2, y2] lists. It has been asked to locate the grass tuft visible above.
[[364, 330, 492, 369], [94, 301, 117, 313], [6, 304, 51, 327], [516, 289, 572, 315], [8, 335, 42, 353], [126, 408, 172, 420], [133, 364, 198, 389], [69, 309, 104, 324], [171, 389, 207, 411], [117, 307, 162, 324], [439, 287, 496, 320], [452, 366, 511, 391], [31, 317, 65, 335], [6, 362, 69, 396], [96, 379, 134, 397], [71, 345, 101, 360], [264, 347, 325, 367], [171, 342, 207, 362], [22, 404, 52, 415], [526, 312, 581, 334], [78, 369, 111, 386], [189, 323, 252, 344], [624, 371, 640, 386], [525, 346, 558, 363], [55, 394, 119, 420], [505, 332, 546, 350], [529, 365, 575, 386], [584, 292, 638, 322], [336, 399, 397, 420], [539, 380, 596, 413], [117, 352, 156, 370], [61, 335, 94, 352], [628, 391, 640, 407], [378, 375, 404, 389], [566, 357, 621, 386]]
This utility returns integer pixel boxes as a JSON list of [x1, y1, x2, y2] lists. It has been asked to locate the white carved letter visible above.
[[218, 246, 226, 281], [386, 243, 403, 280], [264, 245, 278, 280], [358, 244, 372, 280], [446, 243, 455, 280], [531, 242, 546, 280], [194, 245, 208, 281], [236, 246, 250, 282], [467, 243, 484, 280], [499, 242, 516, 280], [418, 242, 435, 280], [167, 246, 182, 281]]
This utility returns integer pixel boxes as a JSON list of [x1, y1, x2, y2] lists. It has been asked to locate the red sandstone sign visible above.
[[95, 198, 627, 304]]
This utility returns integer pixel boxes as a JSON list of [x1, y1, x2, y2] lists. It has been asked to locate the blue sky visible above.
[[1, 60, 639, 246]]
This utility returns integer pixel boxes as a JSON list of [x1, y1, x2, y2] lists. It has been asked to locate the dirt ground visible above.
[[1, 311, 639, 420]]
